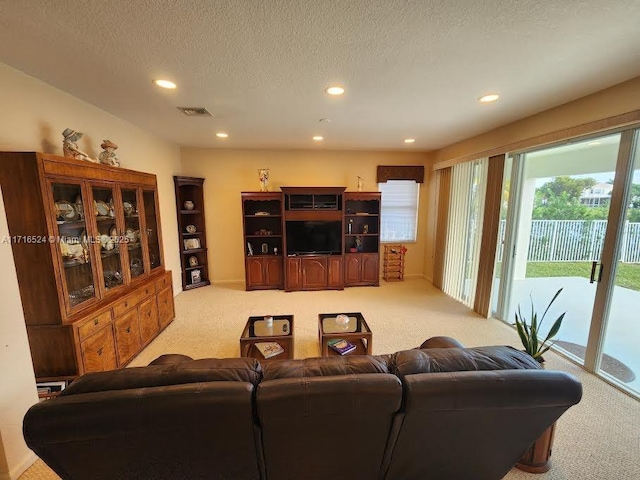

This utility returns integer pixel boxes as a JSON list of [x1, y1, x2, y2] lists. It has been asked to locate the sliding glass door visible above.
[[595, 131, 640, 394], [495, 128, 640, 397]]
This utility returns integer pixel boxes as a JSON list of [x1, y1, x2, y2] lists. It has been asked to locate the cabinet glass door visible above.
[[91, 185, 125, 292], [121, 188, 146, 279], [143, 189, 162, 270], [51, 182, 97, 309]]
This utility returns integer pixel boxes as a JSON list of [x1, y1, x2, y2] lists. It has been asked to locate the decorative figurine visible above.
[[357, 176, 363, 192], [98, 139, 120, 167], [259, 168, 269, 192], [355, 235, 363, 252], [62, 128, 98, 163]]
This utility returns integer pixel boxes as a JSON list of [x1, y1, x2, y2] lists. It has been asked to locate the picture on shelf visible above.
[[191, 269, 202, 284], [184, 238, 201, 250], [188, 255, 199, 267]]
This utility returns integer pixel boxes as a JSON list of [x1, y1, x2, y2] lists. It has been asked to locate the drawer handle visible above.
[[145, 289, 149, 295], [97, 348, 103, 356], [126, 326, 131, 333], [94, 318, 99, 325], [124, 301, 128, 308]]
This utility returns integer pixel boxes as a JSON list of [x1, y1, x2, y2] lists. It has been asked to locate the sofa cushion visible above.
[[261, 354, 390, 381], [62, 357, 262, 396], [393, 346, 540, 379]]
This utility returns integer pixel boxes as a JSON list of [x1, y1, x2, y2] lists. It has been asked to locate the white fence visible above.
[[497, 220, 640, 263]]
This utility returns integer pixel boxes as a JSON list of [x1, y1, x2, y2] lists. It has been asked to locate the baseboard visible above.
[[213, 279, 245, 285], [0, 451, 37, 480]]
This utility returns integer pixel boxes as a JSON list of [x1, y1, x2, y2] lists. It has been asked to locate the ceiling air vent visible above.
[[177, 107, 213, 117]]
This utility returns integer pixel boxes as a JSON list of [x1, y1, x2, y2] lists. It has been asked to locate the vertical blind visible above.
[[379, 180, 420, 242], [442, 158, 488, 307]]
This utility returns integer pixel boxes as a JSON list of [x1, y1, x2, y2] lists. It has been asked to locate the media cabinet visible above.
[[241, 187, 381, 291]]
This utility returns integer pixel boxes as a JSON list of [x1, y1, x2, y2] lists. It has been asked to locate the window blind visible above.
[[442, 158, 488, 307], [378, 180, 419, 242]]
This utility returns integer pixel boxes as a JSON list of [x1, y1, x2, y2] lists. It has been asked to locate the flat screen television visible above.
[[286, 221, 341, 255]]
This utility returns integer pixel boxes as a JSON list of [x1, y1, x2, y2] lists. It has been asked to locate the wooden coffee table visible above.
[[240, 315, 294, 363], [318, 312, 372, 356]]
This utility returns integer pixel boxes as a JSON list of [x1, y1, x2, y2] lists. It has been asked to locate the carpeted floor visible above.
[[19, 279, 640, 480]]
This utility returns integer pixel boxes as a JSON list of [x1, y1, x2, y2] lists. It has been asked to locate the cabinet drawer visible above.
[[139, 297, 159, 344], [112, 285, 155, 317], [77, 310, 112, 342], [156, 272, 172, 292], [157, 286, 175, 328], [81, 325, 117, 374], [114, 310, 141, 366]]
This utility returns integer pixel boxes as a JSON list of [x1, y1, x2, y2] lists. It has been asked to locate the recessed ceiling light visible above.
[[313, 136, 324, 141], [153, 79, 177, 89], [216, 132, 228, 138], [478, 94, 500, 103], [404, 138, 416, 144], [325, 86, 345, 96]]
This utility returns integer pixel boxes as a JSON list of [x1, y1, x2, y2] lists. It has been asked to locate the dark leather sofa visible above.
[[23, 338, 582, 480]]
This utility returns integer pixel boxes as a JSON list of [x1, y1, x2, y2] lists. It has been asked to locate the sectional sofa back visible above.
[[257, 355, 402, 480], [23, 347, 582, 480], [383, 347, 583, 480], [23, 358, 264, 480]]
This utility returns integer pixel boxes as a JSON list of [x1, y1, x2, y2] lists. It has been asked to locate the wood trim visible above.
[[377, 165, 425, 183], [433, 109, 640, 171], [473, 155, 506, 317], [432, 168, 451, 289]]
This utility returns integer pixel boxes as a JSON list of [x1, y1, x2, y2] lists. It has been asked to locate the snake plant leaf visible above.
[[541, 312, 566, 346]]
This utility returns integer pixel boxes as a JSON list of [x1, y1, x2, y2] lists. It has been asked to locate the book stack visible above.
[[327, 338, 356, 355], [254, 342, 285, 359]]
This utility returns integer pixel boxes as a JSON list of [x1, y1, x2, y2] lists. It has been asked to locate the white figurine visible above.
[[62, 128, 98, 163], [259, 168, 269, 192], [98, 140, 120, 167]]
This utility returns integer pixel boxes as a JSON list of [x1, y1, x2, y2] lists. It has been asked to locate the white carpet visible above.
[[19, 279, 640, 480]]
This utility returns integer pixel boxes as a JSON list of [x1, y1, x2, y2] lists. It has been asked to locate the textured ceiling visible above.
[[1, 0, 639, 151]]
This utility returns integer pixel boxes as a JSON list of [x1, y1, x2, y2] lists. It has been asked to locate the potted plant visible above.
[[514, 288, 565, 363]]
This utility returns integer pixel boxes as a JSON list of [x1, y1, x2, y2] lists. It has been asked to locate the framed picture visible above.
[[184, 238, 201, 250], [191, 269, 202, 284]]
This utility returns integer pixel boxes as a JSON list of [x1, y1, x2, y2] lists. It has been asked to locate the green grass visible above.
[[525, 262, 640, 291]]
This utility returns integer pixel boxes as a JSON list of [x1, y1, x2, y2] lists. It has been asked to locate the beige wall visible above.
[[180, 148, 430, 283], [0, 62, 182, 480], [433, 76, 640, 165]]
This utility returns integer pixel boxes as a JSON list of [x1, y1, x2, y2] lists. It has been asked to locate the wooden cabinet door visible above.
[[302, 257, 327, 288], [157, 286, 175, 328], [265, 257, 283, 286], [361, 253, 379, 285], [344, 254, 362, 285], [328, 256, 343, 288], [139, 296, 159, 345], [114, 309, 141, 366], [285, 257, 302, 290], [246, 257, 266, 287], [81, 325, 117, 374]]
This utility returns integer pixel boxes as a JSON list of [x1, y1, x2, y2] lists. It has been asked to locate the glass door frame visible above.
[[585, 129, 638, 374], [494, 127, 640, 396]]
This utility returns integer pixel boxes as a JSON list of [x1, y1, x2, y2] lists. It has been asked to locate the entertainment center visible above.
[[241, 187, 381, 291]]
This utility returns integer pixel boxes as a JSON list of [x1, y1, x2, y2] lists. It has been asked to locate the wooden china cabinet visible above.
[[0, 152, 175, 382]]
